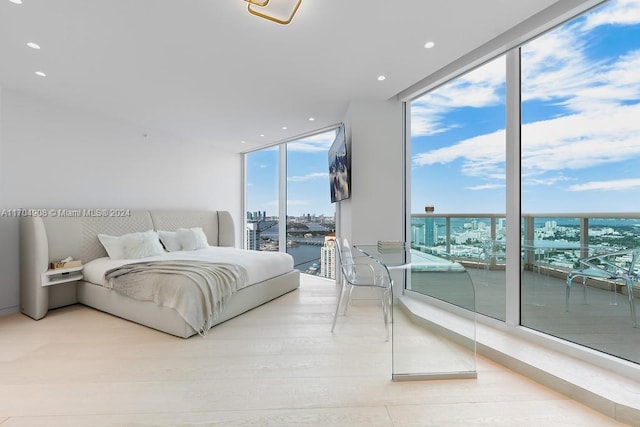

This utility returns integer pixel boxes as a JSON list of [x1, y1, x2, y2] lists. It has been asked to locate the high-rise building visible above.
[[246, 222, 260, 251], [412, 218, 436, 247], [320, 234, 336, 280]]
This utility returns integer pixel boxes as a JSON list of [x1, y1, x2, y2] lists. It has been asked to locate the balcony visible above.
[[409, 213, 640, 365]]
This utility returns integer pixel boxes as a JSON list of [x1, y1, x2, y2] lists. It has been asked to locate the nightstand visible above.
[[41, 266, 84, 287], [23, 265, 84, 321]]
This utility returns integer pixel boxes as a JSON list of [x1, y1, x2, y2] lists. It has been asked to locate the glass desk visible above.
[[355, 243, 477, 381], [354, 244, 407, 271]]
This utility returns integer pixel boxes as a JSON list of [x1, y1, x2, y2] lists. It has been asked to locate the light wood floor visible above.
[[0, 275, 631, 426]]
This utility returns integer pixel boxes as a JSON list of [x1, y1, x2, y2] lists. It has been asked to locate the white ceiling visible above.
[[0, 0, 560, 153]]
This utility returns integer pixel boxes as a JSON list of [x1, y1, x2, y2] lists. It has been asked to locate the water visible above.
[[259, 233, 324, 273], [287, 244, 323, 272], [258, 223, 329, 274]]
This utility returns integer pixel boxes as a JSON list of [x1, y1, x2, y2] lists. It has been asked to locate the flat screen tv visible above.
[[328, 123, 351, 203]]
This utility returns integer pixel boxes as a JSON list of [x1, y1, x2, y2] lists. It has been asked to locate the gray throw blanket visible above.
[[105, 260, 248, 336]]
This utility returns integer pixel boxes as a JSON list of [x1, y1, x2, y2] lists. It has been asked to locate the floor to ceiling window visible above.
[[520, 0, 640, 364], [245, 147, 281, 252], [410, 55, 507, 321], [407, 0, 639, 365], [244, 128, 338, 280], [286, 131, 337, 277]]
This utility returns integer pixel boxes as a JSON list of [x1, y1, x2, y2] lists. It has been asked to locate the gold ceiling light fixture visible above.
[[244, 0, 303, 25]]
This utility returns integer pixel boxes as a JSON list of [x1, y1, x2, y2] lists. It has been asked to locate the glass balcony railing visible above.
[[410, 214, 507, 321], [410, 212, 640, 365]]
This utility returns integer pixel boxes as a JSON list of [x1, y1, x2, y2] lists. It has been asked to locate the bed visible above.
[[19, 210, 300, 338]]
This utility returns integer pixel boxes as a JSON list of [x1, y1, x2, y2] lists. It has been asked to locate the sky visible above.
[[411, 0, 640, 214], [245, 130, 337, 218], [247, 0, 640, 218]]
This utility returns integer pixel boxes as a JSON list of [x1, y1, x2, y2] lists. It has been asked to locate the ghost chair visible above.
[[331, 237, 393, 340], [566, 248, 639, 328], [478, 238, 506, 286]]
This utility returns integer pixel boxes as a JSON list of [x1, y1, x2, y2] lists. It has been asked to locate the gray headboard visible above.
[[19, 210, 235, 320]]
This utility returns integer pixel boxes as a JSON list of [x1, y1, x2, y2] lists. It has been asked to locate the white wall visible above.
[[338, 99, 404, 245], [336, 99, 405, 296], [0, 89, 242, 314]]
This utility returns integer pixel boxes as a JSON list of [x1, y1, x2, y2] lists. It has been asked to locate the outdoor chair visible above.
[[566, 248, 639, 327]]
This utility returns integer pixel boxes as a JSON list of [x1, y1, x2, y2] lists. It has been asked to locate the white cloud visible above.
[[467, 183, 505, 191], [582, 0, 640, 30], [413, 103, 640, 185], [288, 172, 328, 182], [287, 131, 336, 152], [520, 25, 593, 107], [412, 1, 640, 190], [522, 174, 572, 187], [411, 56, 505, 137], [568, 178, 640, 191], [521, 104, 640, 173], [413, 128, 505, 176], [522, 2, 640, 113]]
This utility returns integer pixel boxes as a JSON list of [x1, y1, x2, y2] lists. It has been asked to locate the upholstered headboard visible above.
[[19, 210, 235, 320]]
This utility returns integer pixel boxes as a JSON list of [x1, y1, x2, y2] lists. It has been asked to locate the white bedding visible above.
[[84, 246, 294, 287]]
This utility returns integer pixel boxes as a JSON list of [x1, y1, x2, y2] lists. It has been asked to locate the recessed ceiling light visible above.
[[27, 42, 41, 49], [424, 41, 435, 49], [281, 126, 287, 130], [9, 0, 23, 4], [308, 117, 315, 121], [260, 134, 265, 137], [34, 71, 46, 77], [241, 140, 247, 144], [377, 75, 386, 81]]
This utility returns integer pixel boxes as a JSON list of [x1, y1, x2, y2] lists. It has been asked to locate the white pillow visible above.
[[98, 230, 164, 259], [158, 230, 181, 252], [176, 227, 209, 251], [124, 231, 165, 259], [191, 228, 209, 250]]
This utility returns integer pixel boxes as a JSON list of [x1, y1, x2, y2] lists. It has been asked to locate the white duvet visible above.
[[84, 246, 294, 287]]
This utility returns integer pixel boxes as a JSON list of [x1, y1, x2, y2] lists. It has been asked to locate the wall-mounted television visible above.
[[328, 123, 351, 203]]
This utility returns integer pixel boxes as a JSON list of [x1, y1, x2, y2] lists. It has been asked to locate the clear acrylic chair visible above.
[[566, 248, 639, 327], [331, 237, 392, 340], [478, 238, 505, 286]]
